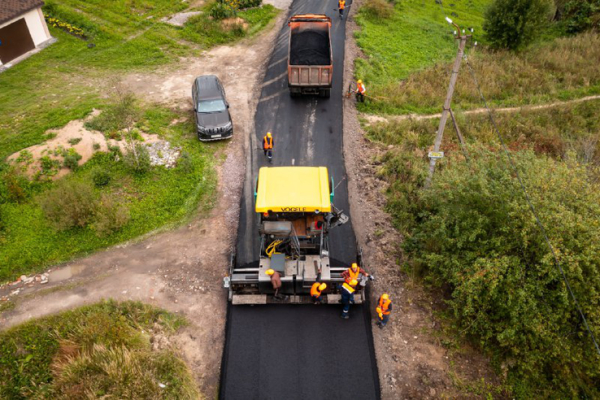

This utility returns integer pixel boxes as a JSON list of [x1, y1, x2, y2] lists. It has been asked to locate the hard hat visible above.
[[351, 263, 358, 270], [382, 293, 389, 300], [319, 283, 327, 291], [266, 269, 275, 276], [357, 79, 363, 84], [350, 279, 358, 286], [267, 132, 272, 137]]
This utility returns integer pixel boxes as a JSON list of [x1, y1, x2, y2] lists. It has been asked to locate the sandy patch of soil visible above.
[[6, 110, 169, 179], [0, 11, 286, 398], [343, 3, 505, 399], [222, 17, 249, 30]]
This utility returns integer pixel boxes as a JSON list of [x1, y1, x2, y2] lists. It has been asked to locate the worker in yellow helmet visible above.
[[341, 262, 369, 286], [340, 279, 358, 319], [310, 282, 327, 304], [375, 293, 392, 329], [266, 268, 286, 300], [355, 79, 366, 103], [338, 0, 346, 19]]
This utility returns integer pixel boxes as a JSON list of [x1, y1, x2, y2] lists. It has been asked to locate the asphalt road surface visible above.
[[221, 0, 380, 398]]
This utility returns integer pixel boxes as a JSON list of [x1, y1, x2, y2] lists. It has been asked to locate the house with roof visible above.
[[0, 0, 53, 68]]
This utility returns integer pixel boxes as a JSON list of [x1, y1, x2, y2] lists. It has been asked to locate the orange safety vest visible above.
[[342, 282, 355, 294], [311, 282, 322, 297], [357, 82, 366, 94], [345, 267, 360, 283], [263, 135, 273, 150], [378, 297, 391, 315], [339, 0, 346, 9]]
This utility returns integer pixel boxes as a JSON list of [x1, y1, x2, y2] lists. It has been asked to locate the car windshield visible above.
[[198, 99, 226, 113]]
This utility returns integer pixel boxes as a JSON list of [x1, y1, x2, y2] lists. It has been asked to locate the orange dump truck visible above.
[[287, 14, 333, 98]]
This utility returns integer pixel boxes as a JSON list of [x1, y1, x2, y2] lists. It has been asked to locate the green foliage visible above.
[[1, 169, 30, 204], [0, 115, 218, 282], [400, 147, 600, 397], [92, 168, 111, 187], [92, 194, 130, 237], [86, 93, 140, 136], [62, 148, 82, 170], [38, 156, 61, 179], [123, 144, 152, 174], [40, 180, 96, 230], [560, 0, 600, 33], [239, 0, 262, 8], [67, 137, 82, 145], [210, 1, 237, 19], [0, 300, 196, 399], [483, 0, 552, 50]]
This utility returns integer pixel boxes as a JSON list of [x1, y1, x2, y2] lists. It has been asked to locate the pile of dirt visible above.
[[290, 27, 330, 65]]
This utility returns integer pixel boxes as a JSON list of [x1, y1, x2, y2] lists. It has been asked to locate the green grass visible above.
[[0, 300, 197, 399], [0, 0, 278, 281], [354, 0, 488, 94], [0, 106, 221, 282], [181, 3, 279, 46]]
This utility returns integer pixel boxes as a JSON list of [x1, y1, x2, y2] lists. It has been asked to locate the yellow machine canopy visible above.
[[255, 167, 331, 213]]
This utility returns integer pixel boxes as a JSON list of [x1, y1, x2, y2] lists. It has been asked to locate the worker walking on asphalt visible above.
[[263, 132, 274, 163], [338, 0, 346, 19], [342, 262, 370, 287], [356, 79, 366, 102], [341, 279, 358, 319], [375, 293, 392, 329], [311, 282, 327, 304], [266, 268, 286, 300]]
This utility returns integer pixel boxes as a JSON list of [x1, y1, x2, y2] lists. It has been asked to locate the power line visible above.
[[464, 59, 600, 357]]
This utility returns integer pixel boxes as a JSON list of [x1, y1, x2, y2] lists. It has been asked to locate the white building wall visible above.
[[0, 7, 51, 46]]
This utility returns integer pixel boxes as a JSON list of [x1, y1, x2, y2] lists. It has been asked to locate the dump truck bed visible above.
[[288, 14, 332, 97]]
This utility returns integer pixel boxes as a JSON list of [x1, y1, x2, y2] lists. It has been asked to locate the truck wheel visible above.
[[320, 89, 331, 98]]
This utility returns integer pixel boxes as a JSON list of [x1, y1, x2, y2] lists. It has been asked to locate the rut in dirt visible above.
[[219, 0, 381, 399]]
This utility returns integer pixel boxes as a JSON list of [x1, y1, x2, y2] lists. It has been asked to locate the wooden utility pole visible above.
[[426, 22, 471, 187]]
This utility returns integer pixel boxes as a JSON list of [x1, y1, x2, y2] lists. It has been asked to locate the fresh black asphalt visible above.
[[221, 0, 380, 398]]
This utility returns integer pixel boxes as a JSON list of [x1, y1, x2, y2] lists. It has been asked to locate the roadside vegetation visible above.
[[0, 300, 198, 399], [356, 0, 600, 396], [365, 99, 600, 397], [0, 0, 278, 282], [355, 0, 600, 114]]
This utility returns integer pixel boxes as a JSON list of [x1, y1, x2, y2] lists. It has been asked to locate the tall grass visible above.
[[0, 300, 197, 399], [366, 32, 600, 114]]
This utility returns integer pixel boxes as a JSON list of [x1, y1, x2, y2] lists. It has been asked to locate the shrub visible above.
[[210, 2, 237, 19], [361, 0, 394, 19], [92, 194, 130, 237], [1, 168, 29, 203], [40, 180, 96, 230], [85, 94, 140, 136], [404, 147, 600, 397], [92, 168, 111, 187], [176, 151, 195, 174], [63, 148, 82, 170], [483, 0, 553, 50], [238, 0, 261, 8], [93, 142, 101, 151], [123, 144, 151, 174], [68, 138, 82, 146]]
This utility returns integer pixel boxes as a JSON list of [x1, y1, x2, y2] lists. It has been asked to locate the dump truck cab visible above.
[[227, 167, 354, 304]]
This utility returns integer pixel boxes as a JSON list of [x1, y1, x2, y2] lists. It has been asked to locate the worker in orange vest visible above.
[[310, 282, 327, 304], [355, 79, 366, 102], [338, 0, 346, 19], [341, 262, 369, 286], [341, 279, 358, 319], [263, 132, 274, 162], [375, 293, 392, 329]]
